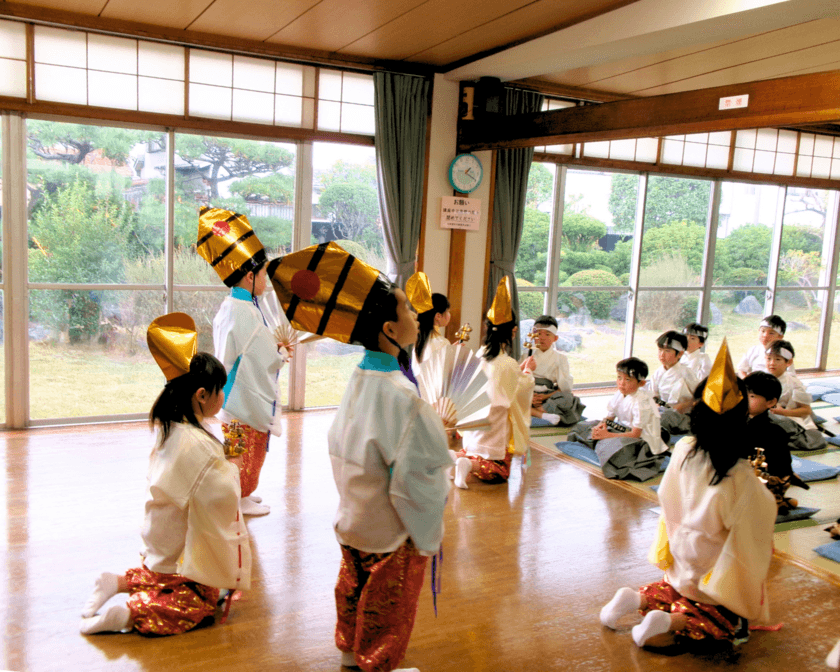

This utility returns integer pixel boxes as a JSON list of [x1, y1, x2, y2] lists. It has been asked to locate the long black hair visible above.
[[354, 281, 412, 371], [149, 352, 227, 444], [482, 313, 517, 361], [415, 293, 450, 361], [685, 376, 751, 485]]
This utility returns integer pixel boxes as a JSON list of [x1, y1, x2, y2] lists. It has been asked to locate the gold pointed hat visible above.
[[197, 207, 267, 287], [702, 338, 743, 414], [267, 241, 392, 345], [147, 313, 198, 381], [406, 271, 434, 314], [487, 276, 514, 325]]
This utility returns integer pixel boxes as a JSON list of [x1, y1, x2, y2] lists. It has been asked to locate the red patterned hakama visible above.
[[335, 539, 428, 672], [222, 420, 269, 497], [125, 566, 219, 636], [460, 449, 513, 482], [640, 580, 742, 642]]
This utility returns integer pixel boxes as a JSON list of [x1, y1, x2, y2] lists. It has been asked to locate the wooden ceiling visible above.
[[2, 0, 840, 104]]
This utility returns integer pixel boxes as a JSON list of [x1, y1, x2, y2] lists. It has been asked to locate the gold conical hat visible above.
[[147, 313, 197, 381], [268, 241, 391, 345], [406, 271, 434, 314], [197, 207, 267, 287], [487, 276, 514, 325], [702, 338, 743, 414]]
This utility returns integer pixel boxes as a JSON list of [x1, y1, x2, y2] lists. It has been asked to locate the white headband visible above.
[[766, 346, 793, 360], [760, 319, 784, 337], [665, 338, 684, 352], [683, 326, 708, 338], [534, 324, 558, 335]]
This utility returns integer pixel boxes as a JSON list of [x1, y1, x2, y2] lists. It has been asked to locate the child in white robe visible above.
[[455, 278, 534, 489], [81, 316, 250, 636], [520, 315, 585, 426], [648, 330, 698, 436], [737, 314, 787, 378], [568, 357, 667, 481], [600, 345, 776, 650], [766, 339, 826, 452], [682, 323, 712, 381], [411, 285, 451, 369]]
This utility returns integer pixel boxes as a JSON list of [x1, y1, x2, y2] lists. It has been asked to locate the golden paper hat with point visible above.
[[147, 313, 198, 381], [197, 207, 267, 287], [487, 276, 514, 325], [702, 338, 743, 414], [406, 271, 434, 314], [267, 241, 393, 345]]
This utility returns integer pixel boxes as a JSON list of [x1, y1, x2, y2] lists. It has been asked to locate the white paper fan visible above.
[[416, 343, 492, 431]]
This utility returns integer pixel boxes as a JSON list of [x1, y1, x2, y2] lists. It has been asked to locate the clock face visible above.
[[449, 153, 483, 193]]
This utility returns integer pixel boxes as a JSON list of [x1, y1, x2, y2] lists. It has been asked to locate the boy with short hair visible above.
[[744, 371, 804, 514], [520, 315, 585, 426], [567, 357, 667, 481], [765, 340, 826, 452], [647, 331, 698, 436], [682, 323, 712, 381], [737, 314, 787, 378]]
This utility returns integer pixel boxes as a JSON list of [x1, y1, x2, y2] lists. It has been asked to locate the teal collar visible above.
[[230, 286, 253, 302], [359, 350, 400, 373]]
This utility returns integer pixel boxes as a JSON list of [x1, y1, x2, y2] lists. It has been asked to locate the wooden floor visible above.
[[3, 411, 840, 671]]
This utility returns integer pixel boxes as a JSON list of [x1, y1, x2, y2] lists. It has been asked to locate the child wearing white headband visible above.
[[736, 314, 786, 379], [681, 323, 712, 381], [765, 340, 825, 452], [520, 315, 585, 426], [647, 330, 699, 437]]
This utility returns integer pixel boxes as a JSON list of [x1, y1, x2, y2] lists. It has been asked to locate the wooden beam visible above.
[[459, 70, 840, 152], [507, 78, 633, 104]]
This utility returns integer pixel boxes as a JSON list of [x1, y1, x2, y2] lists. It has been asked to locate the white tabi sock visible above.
[[542, 413, 562, 425], [82, 572, 121, 618], [632, 609, 672, 647], [340, 651, 358, 668], [447, 450, 459, 479], [599, 587, 642, 629], [80, 603, 132, 634], [247, 494, 262, 503], [241, 498, 270, 516], [453, 457, 472, 490], [827, 639, 840, 669]]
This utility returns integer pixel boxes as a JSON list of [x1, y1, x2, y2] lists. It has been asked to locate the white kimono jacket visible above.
[[141, 422, 251, 590], [462, 349, 534, 461], [524, 346, 572, 393], [682, 349, 712, 381], [777, 370, 817, 430], [214, 289, 285, 435], [411, 330, 448, 370], [647, 362, 698, 405], [651, 437, 776, 621], [606, 387, 667, 455], [328, 351, 453, 556]]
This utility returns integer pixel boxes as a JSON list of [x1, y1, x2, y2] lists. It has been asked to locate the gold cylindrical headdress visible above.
[[197, 207, 267, 287], [702, 338, 743, 414], [487, 276, 514, 325], [406, 271, 434, 314], [267, 241, 392, 345], [147, 313, 198, 381]]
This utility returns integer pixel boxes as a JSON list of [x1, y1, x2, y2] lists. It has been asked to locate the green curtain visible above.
[[488, 88, 544, 359], [374, 72, 432, 287]]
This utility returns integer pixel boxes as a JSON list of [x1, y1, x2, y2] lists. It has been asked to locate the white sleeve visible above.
[[557, 353, 572, 392]]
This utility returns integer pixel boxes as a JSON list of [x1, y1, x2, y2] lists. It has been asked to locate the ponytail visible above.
[[415, 293, 450, 360], [149, 352, 227, 444], [482, 314, 517, 361]]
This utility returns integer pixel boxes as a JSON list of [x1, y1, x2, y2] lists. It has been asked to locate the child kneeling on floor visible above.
[[567, 357, 667, 481], [600, 343, 776, 651], [520, 315, 585, 426], [80, 314, 250, 636]]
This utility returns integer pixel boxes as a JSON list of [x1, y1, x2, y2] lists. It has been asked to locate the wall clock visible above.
[[448, 153, 483, 193]]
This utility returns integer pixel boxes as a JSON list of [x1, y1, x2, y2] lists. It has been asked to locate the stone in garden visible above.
[[734, 295, 763, 315], [709, 303, 723, 325], [610, 294, 628, 322], [787, 321, 809, 331]]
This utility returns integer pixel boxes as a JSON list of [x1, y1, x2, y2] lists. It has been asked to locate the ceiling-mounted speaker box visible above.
[[473, 77, 505, 120]]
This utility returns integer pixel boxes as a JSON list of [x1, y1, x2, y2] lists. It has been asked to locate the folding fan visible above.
[[415, 342, 492, 431]]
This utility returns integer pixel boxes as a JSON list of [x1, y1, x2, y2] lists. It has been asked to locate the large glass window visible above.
[[303, 142, 383, 407]]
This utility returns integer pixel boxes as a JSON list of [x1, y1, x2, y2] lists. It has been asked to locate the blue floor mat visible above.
[[821, 392, 840, 406], [531, 417, 554, 427], [791, 457, 840, 482], [807, 384, 840, 401], [814, 539, 840, 562], [554, 441, 600, 467], [776, 506, 820, 524]]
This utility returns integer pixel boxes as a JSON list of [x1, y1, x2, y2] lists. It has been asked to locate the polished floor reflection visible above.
[[2, 411, 839, 671]]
